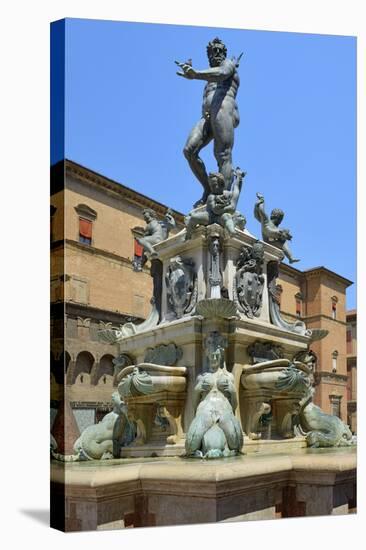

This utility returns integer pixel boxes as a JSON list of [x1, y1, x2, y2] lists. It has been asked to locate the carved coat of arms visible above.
[[234, 243, 265, 318], [165, 256, 197, 318]]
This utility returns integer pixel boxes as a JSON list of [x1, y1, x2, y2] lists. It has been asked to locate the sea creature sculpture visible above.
[[298, 388, 354, 448]]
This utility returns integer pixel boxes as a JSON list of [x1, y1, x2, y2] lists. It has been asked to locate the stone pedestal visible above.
[[155, 224, 283, 324], [51, 447, 356, 531]]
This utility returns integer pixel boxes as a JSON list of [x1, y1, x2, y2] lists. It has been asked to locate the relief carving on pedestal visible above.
[[165, 256, 197, 318], [233, 242, 265, 318]]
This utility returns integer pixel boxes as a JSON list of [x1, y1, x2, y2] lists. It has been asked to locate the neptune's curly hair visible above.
[[207, 37, 227, 58]]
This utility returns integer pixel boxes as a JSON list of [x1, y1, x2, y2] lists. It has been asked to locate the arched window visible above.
[[96, 354, 115, 384], [330, 394, 342, 418], [332, 350, 339, 373], [72, 351, 94, 384], [331, 296, 338, 320]]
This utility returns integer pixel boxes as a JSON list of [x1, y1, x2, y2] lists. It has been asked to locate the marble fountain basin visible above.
[[117, 363, 187, 395], [240, 358, 311, 392]]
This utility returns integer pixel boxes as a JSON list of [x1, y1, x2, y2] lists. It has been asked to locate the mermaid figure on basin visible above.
[[186, 332, 243, 458]]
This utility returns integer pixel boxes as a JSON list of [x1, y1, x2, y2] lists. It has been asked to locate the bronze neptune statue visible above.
[[176, 38, 242, 206]]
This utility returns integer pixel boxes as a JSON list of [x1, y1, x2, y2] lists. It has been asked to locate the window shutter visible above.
[[134, 239, 143, 257], [79, 218, 92, 238]]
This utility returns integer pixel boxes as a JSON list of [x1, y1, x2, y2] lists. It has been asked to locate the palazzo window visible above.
[[295, 292, 303, 318], [134, 238, 144, 261], [79, 218, 92, 245], [332, 350, 338, 373], [331, 296, 338, 320], [131, 226, 145, 272], [330, 395, 342, 419], [74, 204, 97, 246], [346, 330, 352, 354]]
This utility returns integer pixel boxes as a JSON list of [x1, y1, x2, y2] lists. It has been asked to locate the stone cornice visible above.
[[64, 302, 143, 325], [62, 238, 151, 274], [74, 203, 97, 220], [278, 262, 353, 289], [301, 313, 347, 327], [70, 401, 115, 411], [302, 266, 353, 287], [65, 159, 185, 225], [314, 371, 348, 383], [279, 311, 347, 327], [346, 309, 357, 320], [51, 451, 356, 490], [278, 263, 305, 281], [51, 301, 143, 326], [65, 239, 131, 266]]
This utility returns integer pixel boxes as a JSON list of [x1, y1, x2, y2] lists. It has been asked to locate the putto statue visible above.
[[254, 192, 300, 264], [185, 168, 245, 240], [133, 207, 175, 270], [176, 38, 242, 205], [186, 332, 243, 458]]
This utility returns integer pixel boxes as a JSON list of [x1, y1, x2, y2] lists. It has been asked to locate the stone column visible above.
[[90, 361, 100, 385], [65, 360, 76, 385]]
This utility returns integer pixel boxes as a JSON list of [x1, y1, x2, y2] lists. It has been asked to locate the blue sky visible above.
[[52, 18, 356, 308]]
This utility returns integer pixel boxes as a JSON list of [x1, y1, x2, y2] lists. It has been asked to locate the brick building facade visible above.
[[50, 160, 184, 436], [276, 264, 352, 423], [346, 310, 357, 433]]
